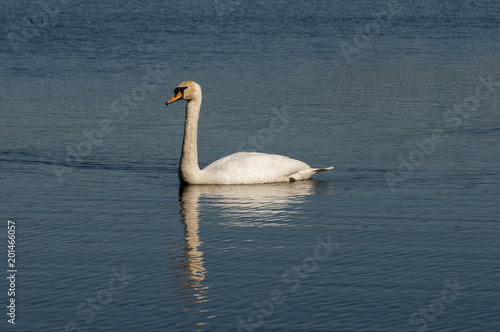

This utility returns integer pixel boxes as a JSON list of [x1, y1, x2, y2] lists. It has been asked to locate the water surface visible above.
[[1, 0, 499, 331]]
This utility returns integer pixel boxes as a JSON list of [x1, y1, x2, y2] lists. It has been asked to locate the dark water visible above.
[[1, 0, 499, 331]]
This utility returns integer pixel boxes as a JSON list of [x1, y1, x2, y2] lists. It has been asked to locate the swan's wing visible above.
[[201, 152, 332, 184]]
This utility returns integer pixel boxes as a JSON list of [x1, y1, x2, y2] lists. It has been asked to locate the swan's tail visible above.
[[287, 166, 333, 181], [310, 166, 334, 174]]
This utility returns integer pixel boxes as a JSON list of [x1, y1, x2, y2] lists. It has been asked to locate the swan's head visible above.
[[166, 81, 201, 105]]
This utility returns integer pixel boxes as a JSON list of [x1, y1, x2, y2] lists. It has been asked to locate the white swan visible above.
[[166, 81, 333, 185]]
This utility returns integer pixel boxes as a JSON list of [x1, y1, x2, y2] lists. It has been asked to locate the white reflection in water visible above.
[[173, 180, 333, 328], [173, 184, 212, 328], [194, 180, 334, 227]]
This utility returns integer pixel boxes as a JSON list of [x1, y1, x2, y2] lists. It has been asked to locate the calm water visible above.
[[1, 0, 499, 331]]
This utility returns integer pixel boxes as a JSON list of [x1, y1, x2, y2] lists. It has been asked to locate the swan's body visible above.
[[166, 81, 332, 185]]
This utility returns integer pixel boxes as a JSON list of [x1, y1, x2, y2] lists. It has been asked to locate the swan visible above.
[[166, 81, 333, 185]]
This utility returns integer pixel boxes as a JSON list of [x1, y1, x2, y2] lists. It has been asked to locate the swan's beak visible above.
[[166, 91, 183, 105]]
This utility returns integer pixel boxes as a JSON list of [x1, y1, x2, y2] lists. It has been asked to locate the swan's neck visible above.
[[179, 97, 202, 183]]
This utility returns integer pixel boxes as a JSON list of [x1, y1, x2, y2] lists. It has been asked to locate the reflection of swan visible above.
[[166, 81, 333, 185], [179, 186, 206, 283], [174, 180, 332, 325], [180, 180, 333, 227], [175, 185, 210, 317]]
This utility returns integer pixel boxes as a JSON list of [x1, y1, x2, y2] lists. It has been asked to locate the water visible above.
[[1, 0, 499, 331]]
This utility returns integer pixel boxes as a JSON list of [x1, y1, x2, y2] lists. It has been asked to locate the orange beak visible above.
[[166, 91, 183, 105]]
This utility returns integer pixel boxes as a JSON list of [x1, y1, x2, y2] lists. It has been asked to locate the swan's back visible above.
[[200, 152, 331, 185]]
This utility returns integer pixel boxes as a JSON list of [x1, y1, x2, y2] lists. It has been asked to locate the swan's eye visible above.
[[173, 87, 188, 98]]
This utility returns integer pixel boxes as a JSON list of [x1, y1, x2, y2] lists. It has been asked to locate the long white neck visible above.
[[179, 97, 202, 184]]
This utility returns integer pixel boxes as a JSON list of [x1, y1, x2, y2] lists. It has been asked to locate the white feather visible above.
[[201, 152, 332, 184]]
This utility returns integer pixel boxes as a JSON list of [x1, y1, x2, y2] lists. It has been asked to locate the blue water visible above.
[[1, 0, 499, 331]]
